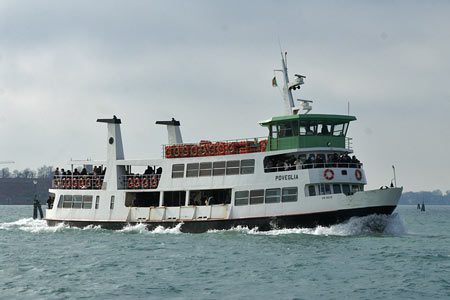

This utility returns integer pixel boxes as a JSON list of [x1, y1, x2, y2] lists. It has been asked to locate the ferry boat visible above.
[[44, 53, 402, 233]]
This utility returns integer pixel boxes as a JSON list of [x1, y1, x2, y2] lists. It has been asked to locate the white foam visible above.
[[210, 214, 406, 237], [0, 218, 68, 233], [117, 222, 182, 234]]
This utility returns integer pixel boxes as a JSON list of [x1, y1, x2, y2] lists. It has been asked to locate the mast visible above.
[[278, 52, 306, 115]]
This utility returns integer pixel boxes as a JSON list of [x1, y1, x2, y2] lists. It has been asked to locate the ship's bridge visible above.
[[259, 114, 356, 151]]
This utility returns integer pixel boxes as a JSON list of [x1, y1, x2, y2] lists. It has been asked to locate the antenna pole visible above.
[[392, 165, 397, 187], [280, 52, 295, 115]]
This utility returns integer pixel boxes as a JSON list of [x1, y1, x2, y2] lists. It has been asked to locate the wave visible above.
[[209, 213, 406, 236], [117, 222, 183, 234], [0, 218, 68, 233]]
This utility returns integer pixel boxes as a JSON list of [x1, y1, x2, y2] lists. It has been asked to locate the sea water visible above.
[[0, 205, 449, 300]]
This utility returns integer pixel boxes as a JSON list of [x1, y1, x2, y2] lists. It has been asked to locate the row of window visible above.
[[271, 121, 349, 138], [235, 187, 298, 206], [172, 159, 255, 178], [306, 184, 364, 197], [56, 195, 115, 209]]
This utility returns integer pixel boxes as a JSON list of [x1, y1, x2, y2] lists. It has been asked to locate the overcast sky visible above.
[[0, 1, 449, 192]]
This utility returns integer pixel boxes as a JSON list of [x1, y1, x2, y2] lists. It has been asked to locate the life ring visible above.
[[173, 146, 181, 158], [324, 169, 334, 180], [65, 178, 71, 189], [165, 146, 173, 158], [183, 145, 190, 157], [259, 140, 267, 152], [190, 145, 199, 157], [95, 177, 102, 189], [355, 169, 362, 181], [142, 177, 150, 189], [217, 143, 225, 155], [86, 178, 92, 189], [151, 176, 159, 189], [134, 177, 141, 189], [228, 143, 236, 154], [78, 178, 85, 188], [53, 179, 59, 188], [200, 145, 208, 156], [72, 178, 78, 189], [127, 177, 134, 189]]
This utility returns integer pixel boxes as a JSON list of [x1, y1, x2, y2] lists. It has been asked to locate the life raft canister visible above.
[[151, 176, 159, 189], [324, 169, 334, 180], [127, 177, 134, 189], [355, 169, 362, 181]]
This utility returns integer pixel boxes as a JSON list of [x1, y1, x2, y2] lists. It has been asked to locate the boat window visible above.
[[163, 191, 186, 207], [95, 196, 100, 209], [271, 124, 278, 139], [72, 195, 82, 208], [325, 184, 331, 195], [333, 124, 344, 136], [82, 195, 93, 209], [300, 120, 316, 135], [318, 123, 331, 135], [240, 159, 255, 174], [63, 195, 72, 208], [213, 161, 226, 176], [57, 195, 63, 208], [250, 189, 264, 205], [265, 188, 281, 203], [278, 122, 293, 137], [352, 185, 361, 193], [235, 191, 249, 206], [308, 185, 316, 196], [333, 184, 342, 194], [282, 187, 298, 202], [199, 162, 212, 176], [226, 160, 240, 175], [292, 121, 299, 136], [110, 195, 115, 209], [171, 164, 185, 178], [186, 163, 199, 177], [342, 184, 350, 195]]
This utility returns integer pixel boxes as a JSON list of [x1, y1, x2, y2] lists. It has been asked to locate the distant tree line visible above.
[[400, 190, 450, 205], [0, 165, 54, 179]]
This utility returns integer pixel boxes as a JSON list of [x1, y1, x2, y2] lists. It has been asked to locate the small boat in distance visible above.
[[44, 53, 402, 233]]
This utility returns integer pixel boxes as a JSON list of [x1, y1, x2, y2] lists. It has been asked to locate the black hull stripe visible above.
[[46, 205, 396, 233]]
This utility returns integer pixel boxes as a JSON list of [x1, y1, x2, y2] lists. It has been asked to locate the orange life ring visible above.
[[324, 169, 334, 180], [65, 178, 71, 189], [72, 178, 78, 189], [151, 176, 159, 189], [259, 140, 267, 152], [86, 178, 92, 189], [173, 146, 181, 158], [217, 143, 225, 155], [134, 177, 141, 189], [95, 177, 102, 189], [355, 169, 362, 181], [127, 177, 134, 189], [165, 146, 173, 158], [183, 145, 190, 157], [228, 143, 236, 154], [78, 178, 85, 188], [142, 177, 150, 189], [200, 144, 208, 156], [190, 145, 199, 157], [53, 179, 59, 188]]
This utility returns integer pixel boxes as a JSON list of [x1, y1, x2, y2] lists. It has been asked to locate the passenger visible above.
[[304, 156, 313, 169], [295, 156, 303, 170], [47, 196, 53, 209], [350, 156, 360, 168], [54, 167, 60, 176], [265, 159, 273, 173], [283, 160, 290, 171], [321, 125, 329, 135], [156, 167, 162, 175], [315, 155, 325, 168], [207, 196, 215, 205], [66, 170, 72, 176], [101, 167, 106, 175], [144, 166, 151, 175], [80, 168, 87, 175], [276, 160, 284, 172], [73, 169, 80, 176]]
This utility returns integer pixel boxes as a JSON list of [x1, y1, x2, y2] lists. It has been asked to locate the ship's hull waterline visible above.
[[46, 205, 397, 233]]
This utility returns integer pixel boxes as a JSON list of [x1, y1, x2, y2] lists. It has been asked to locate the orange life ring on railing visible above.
[[228, 142, 236, 154], [217, 143, 225, 155], [53, 179, 59, 188], [78, 178, 85, 188], [127, 177, 134, 189], [183, 145, 190, 157], [142, 177, 150, 189], [190, 145, 199, 157], [72, 178, 78, 189], [200, 144, 208, 156], [86, 178, 92, 189], [173, 146, 181, 158], [95, 177, 102, 189], [355, 169, 362, 181], [134, 177, 141, 189], [165, 146, 173, 158], [324, 169, 334, 180], [151, 176, 159, 189], [259, 140, 267, 152]]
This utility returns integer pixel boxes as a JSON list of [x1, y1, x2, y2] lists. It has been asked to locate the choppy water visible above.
[[0, 205, 449, 300]]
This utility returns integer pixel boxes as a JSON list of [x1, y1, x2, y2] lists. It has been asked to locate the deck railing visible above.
[[264, 162, 363, 173], [121, 174, 161, 190], [52, 175, 105, 189]]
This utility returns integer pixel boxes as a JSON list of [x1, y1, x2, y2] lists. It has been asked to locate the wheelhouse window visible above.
[[235, 191, 249, 206], [172, 164, 185, 178], [270, 124, 278, 139], [278, 122, 293, 137]]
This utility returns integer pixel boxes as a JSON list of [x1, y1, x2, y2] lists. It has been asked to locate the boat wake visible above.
[[211, 213, 406, 236], [0, 218, 68, 233], [117, 222, 183, 234]]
